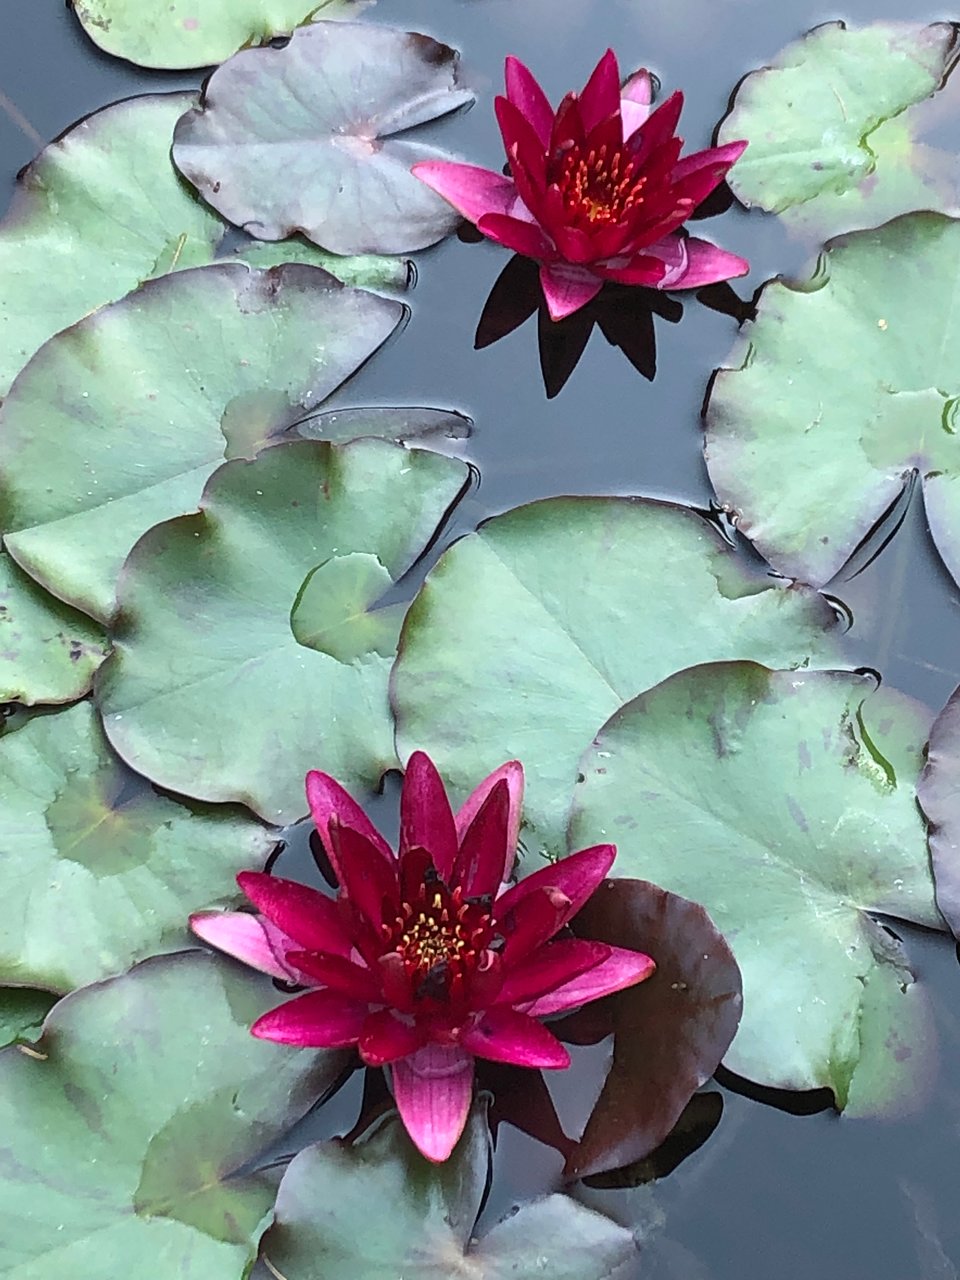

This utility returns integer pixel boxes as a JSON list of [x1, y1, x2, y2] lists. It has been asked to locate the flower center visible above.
[[557, 143, 647, 227], [386, 879, 494, 1001]]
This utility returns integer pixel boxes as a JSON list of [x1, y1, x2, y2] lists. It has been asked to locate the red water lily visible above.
[[413, 50, 748, 320], [191, 753, 654, 1162]]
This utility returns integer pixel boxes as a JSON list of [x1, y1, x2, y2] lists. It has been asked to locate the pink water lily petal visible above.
[[629, 90, 684, 165], [250, 989, 367, 1047], [498, 885, 572, 965], [306, 769, 392, 872], [525, 944, 657, 1017], [462, 1006, 571, 1068], [452, 779, 512, 899], [328, 820, 399, 932], [578, 48, 621, 135], [668, 236, 750, 288], [412, 159, 519, 225], [494, 938, 611, 1007], [400, 750, 458, 876], [477, 212, 555, 261], [597, 253, 670, 287], [237, 871, 352, 956], [620, 69, 654, 139], [539, 261, 603, 320], [189, 910, 303, 982], [391, 1043, 475, 1162], [496, 844, 616, 927], [496, 96, 548, 192], [284, 949, 381, 1002], [672, 139, 747, 184], [455, 760, 524, 887], [359, 1009, 425, 1066], [505, 55, 554, 147]]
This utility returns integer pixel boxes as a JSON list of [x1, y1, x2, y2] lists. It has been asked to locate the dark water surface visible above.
[[4, 1, 960, 1276]]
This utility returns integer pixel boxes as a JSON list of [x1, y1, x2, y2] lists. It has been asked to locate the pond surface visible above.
[[4, 1, 960, 1276]]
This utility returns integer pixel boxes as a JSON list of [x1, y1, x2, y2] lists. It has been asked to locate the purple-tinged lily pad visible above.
[[0, 262, 403, 623], [719, 21, 960, 242], [0, 701, 274, 991], [571, 662, 943, 1117], [71, 0, 366, 70], [263, 1103, 639, 1279], [0, 952, 348, 1277], [706, 213, 960, 590], [173, 22, 475, 255], [99, 439, 469, 823], [0, 93, 222, 396], [565, 879, 742, 1180], [917, 682, 960, 934], [0, 552, 108, 706]]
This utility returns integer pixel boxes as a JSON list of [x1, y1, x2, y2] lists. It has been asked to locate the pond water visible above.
[[4, 1, 960, 1276]]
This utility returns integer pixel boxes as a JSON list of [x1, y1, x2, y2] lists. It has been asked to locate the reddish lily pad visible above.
[[570, 663, 943, 1116], [565, 879, 742, 1180], [718, 21, 960, 241], [71, 0, 366, 70], [0, 988, 57, 1049], [0, 701, 274, 991], [392, 496, 841, 859], [263, 1104, 639, 1279], [917, 682, 960, 935], [0, 552, 108, 706], [0, 262, 403, 623], [0, 92, 222, 396], [99, 439, 469, 823], [0, 952, 348, 1278], [173, 22, 475, 255]]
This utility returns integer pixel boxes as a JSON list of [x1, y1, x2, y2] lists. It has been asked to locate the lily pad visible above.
[[0, 92, 222, 396], [0, 262, 404, 623], [230, 237, 411, 290], [0, 988, 57, 1048], [263, 1105, 639, 1280], [718, 22, 960, 240], [0, 701, 274, 991], [295, 406, 472, 448], [71, 0, 364, 70], [173, 22, 475, 254], [569, 663, 943, 1115], [705, 213, 960, 589], [566, 879, 742, 1180], [392, 496, 841, 858], [99, 438, 469, 824], [0, 952, 348, 1279], [917, 681, 960, 935], [0, 552, 108, 705]]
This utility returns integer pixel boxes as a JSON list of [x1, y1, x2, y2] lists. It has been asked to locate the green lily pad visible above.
[[0, 552, 108, 705], [263, 1105, 639, 1280], [71, 0, 364, 70], [0, 701, 274, 991], [0, 952, 348, 1278], [230, 236, 411, 290], [173, 23, 474, 254], [99, 438, 469, 824], [570, 663, 943, 1115], [718, 22, 960, 240], [392, 496, 841, 858], [0, 92, 223, 397], [0, 988, 57, 1048], [0, 262, 404, 623], [705, 213, 960, 589]]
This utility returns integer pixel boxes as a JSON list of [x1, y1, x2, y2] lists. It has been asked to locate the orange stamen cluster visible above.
[[385, 880, 494, 1000], [558, 143, 647, 226]]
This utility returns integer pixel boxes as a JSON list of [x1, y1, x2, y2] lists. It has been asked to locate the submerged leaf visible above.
[[0, 702, 273, 990], [99, 439, 469, 823], [0, 93, 222, 396], [0, 262, 403, 622], [719, 21, 960, 240], [917, 682, 960, 934], [570, 663, 943, 1116], [392, 496, 841, 858], [173, 22, 475, 254], [263, 1104, 639, 1279], [71, 0, 366, 70], [0, 953, 347, 1278], [705, 213, 960, 589], [0, 988, 57, 1048]]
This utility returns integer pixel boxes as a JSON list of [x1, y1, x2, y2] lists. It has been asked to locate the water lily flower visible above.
[[413, 50, 748, 320], [191, 753, 654, 1162]]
